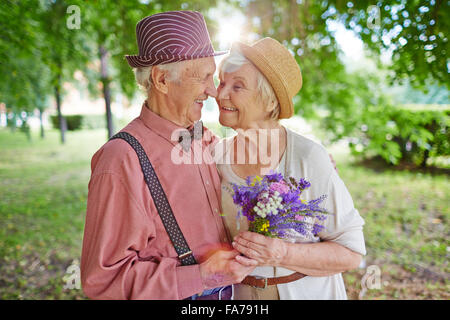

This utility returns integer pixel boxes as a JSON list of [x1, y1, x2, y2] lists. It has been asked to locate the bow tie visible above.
[[178, 121, 204, 151]]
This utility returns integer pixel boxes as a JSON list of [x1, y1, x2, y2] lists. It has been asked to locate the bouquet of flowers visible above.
[[229, 172, 329, 243]]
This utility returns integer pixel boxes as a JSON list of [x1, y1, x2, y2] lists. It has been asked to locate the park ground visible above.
[[0, 127, 448, 299]]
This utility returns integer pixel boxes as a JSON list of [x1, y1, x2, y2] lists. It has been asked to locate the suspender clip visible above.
[[178, 250, 193, 260]]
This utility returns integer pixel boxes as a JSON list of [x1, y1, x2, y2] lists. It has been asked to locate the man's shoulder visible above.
[[90, 137, 135, 176], [90, 119, 145, 176]]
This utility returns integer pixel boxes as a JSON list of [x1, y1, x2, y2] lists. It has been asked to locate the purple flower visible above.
[[229, 172, 329, 241], [298, 178, 311, 190], [270, 181, 290, 194], [264, 171, 283, 183]]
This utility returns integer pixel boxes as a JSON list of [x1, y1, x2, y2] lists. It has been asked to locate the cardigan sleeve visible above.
[[319, 170, 367, 255], [305, 144, 367, 256]]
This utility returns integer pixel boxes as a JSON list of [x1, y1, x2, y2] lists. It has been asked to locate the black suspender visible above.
[[110, 131, 197, 266]]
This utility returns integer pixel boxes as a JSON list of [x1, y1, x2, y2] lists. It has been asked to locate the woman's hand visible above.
[[232, 231, 289, 267]]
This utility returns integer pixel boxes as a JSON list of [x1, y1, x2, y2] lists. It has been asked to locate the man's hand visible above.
[[199, 249, 257, 290]]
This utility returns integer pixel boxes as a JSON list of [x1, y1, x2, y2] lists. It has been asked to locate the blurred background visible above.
[[0, 0, 448, 299]]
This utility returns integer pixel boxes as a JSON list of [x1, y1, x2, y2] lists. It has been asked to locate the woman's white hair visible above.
[[218, 50, 280, 120], [134, 60, 187, 96]]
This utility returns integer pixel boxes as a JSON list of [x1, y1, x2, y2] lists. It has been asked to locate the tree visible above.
[[39, 0, 92, 144], [0, 1, 52, 140], [330, 0, 449, 90], [0, 0, 92, 142]]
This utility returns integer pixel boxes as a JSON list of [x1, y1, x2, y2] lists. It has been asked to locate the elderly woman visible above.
[[214, 38, 367, 300]]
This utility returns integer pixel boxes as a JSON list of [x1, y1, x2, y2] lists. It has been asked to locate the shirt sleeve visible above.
[[80, 172, 204, 300]]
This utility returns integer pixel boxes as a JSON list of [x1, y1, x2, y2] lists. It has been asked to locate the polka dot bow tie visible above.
[[178, 121, 204, 152]]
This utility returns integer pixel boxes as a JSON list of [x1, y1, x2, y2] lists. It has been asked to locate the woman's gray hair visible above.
[[218, 50, 280, 120], [134, 60, 186, 96]]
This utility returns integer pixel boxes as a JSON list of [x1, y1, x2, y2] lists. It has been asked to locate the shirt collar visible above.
[[139, 101, 199, 146]]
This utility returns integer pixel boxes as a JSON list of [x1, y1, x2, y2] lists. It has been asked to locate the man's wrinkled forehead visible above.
[[183, 57, 216, 77]]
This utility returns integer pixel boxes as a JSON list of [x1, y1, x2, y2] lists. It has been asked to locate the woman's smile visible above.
[[220, 105, 238, 112]]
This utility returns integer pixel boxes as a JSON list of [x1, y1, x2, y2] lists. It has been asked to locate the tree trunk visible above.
[[55, 81, 66, 144], [39, 108, 45, 139], [10, 112, 16, 133], [100, 45, 114, 139], [421, 149, 430, 168]]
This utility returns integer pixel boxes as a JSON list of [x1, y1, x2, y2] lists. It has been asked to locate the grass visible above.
[[0, 128, 107, 299], [331, 148, 450, 299], [0, 127, 448, 299]]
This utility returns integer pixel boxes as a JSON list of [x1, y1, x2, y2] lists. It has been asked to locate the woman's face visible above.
[[216, 63, 269, 130]]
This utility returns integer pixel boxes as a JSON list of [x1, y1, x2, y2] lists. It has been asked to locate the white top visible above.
[[215, 127, 367, 300]]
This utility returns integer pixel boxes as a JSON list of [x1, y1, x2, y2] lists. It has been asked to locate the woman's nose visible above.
[[217, 85, 229, 100]]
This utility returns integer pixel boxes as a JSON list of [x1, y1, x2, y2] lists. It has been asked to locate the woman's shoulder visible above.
[[212, 134, 236, 169], [214, 134, 235, 151], [286, 128, 334, 176], [216, 134, 235, 146], [287, 129, 328, 159]]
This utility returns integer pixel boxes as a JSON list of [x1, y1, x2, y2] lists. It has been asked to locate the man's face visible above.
[[168, 57, 217, 127]]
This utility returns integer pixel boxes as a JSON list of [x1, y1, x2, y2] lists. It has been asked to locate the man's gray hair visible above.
[[218, 50, 280, 120], [134, 60, 187, 95]]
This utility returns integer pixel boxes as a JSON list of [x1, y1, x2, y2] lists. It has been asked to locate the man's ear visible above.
[[151, 66, 169, 94]]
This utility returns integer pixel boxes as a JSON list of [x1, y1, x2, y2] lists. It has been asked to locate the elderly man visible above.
[[80, 11, 256, 300]]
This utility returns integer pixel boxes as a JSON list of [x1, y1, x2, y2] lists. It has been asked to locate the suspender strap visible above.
[[110, 131, 197, 266]]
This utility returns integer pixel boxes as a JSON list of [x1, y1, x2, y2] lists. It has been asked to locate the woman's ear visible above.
[[265, 99, 278, 113], [151, 66, 169, 94]]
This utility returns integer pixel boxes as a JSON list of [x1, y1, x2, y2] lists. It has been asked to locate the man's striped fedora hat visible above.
[[125, 11, 226, 68]]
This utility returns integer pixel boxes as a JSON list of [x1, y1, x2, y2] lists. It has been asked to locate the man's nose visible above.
[[205, 78, 218, 98]]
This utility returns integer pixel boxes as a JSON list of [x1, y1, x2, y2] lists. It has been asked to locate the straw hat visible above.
[[232, 37, 302, 119]]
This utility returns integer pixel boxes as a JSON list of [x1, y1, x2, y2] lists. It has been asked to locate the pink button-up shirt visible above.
[[81, 102, 229, 300]]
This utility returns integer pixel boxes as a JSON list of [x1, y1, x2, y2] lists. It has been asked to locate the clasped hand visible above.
[[232, 231, 288, 266]]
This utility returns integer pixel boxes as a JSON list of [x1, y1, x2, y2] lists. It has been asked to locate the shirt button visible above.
[[215, 208, 219, 213], [206, 181, 210, 185]]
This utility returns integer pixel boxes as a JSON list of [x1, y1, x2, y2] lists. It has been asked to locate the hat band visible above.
[[126, 50, 219, 67]]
